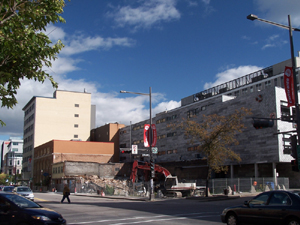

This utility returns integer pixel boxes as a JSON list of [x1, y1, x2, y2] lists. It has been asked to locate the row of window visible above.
[[187, 103, 214, 118], [131, 132, 177, 145], [24, 113, 34, 126], [24, 145, 33, 154], [53, 166, 64, 174], [24, 103, 35, 117], [24, 134, 33, 144], [24, 124, 34, 135], [156, 114, 178, 124], [157, 149, 178, 155]]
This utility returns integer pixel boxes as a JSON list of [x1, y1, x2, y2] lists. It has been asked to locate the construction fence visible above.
[[58, 177, 289, 197]]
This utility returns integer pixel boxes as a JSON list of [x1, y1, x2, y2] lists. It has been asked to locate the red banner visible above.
[[144, 124, 157, 147], [284, 66, 295, 107]]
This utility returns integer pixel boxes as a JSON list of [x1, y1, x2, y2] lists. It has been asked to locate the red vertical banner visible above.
[[284, 66, 295, 107], [144, 124, 157, 147], [144, 124, 150, 147]]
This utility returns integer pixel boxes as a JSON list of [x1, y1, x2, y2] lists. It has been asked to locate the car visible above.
[[13, 186, 34, 201], [0, 192, 66, 225], [221, 190, 300, 225], [2, 186, 14, 192]]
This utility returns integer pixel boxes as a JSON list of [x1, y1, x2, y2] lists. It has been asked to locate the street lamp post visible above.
[[247, 14, 300, 145], [120, 87, 155, 201]]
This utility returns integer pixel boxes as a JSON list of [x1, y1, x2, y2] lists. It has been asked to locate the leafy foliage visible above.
[[0, 173, 8, 184], [179, 107, 252, 196], [0, 0, 67, 126]]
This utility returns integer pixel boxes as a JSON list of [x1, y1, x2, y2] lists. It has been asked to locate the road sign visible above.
[[152, 147, 158, 154], [132, 145, 138, 154]]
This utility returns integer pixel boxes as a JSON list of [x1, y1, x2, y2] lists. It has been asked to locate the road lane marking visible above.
[[34, 198, 47, 201], [67, 212, 219, 225]]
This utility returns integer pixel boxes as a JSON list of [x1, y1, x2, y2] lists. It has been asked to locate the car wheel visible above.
[[226, 213, 238, 225], [287, 217, 300, 225]]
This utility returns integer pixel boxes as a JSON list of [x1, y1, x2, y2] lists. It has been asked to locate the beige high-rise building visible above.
[[22, 90, 95, 181]]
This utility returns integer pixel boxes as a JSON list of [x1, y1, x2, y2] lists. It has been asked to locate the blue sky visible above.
[[1, 0, 300, 143]]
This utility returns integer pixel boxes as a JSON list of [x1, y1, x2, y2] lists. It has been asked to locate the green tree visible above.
[[0, 173, 8, 184], [179, 107, 252, 197], [0, 0, 67, 126]]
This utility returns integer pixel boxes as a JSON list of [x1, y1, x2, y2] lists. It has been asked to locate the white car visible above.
[[13, 186, 34, 201]]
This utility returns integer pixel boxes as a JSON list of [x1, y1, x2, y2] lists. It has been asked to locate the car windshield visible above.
[[17, 187, 31, 192], [3, 187, 14, 192], [4, 194, 40, 208]]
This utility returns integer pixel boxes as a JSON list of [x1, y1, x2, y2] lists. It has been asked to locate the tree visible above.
[[179, 107, 252, 197], [0, 173, 8, 184], [0, 0, 67, 126]]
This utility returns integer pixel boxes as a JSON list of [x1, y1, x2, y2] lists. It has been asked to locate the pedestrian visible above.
[[61, 184, 71, 204]]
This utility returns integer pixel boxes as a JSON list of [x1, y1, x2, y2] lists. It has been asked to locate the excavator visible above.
[[130, 160, 197, 197]]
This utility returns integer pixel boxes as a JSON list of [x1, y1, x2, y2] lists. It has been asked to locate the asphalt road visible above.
[[34, 192, 254, 225]]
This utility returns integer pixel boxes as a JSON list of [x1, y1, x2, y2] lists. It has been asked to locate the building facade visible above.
[[119, 57, 300, 188], [1, 138, 23, 178], [22, 90, 96, 181], [33, 139, 114, 187], [90, 123, 126, 162]]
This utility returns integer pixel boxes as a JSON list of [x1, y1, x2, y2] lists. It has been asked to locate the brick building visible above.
[[33, 140, 114, 186]]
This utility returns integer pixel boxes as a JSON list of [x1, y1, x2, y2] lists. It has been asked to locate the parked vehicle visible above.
[[13, 186, 34, 201], [0, 185, 4, 191], [221, 190, 300, 225], [2, 186, 14, 192], [0, 192, 66, 225]]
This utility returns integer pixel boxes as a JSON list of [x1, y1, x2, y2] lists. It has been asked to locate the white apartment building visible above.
[[22, 90, 96, 181], [1, 138, 23, 175]]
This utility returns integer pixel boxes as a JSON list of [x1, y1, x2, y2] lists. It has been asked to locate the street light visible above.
[[120, 87, 155, 201], [247, 14, 300, 146]]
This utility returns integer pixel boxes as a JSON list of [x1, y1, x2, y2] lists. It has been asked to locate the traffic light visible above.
[[291, 160, 299, 172], [121, 150, 131, 154], [253, 119, 274, 129], [150, 159, 155, 178]]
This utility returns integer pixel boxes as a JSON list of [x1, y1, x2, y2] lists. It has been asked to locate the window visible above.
[[158, 151, 166, 155], [249, 192, 271, 205], [75, 104, 79, 107], [250, 86, 254, 93], [74, 124, 79, 128], [74, 135, 78, 138], [187, 109, 199, 118], [74, 114, 79, 117], [269, 192, 291, 205], [265, 80, 271, 88], [274, 78, 278, 87], [167, 132, 176, 137], [256, 83, 262, 91], [242, 88, 247, 94]]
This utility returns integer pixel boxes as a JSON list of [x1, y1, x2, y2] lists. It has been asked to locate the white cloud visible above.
[[254, 0, 300, 27], [261, 34, 288, 50], [0, 74, 180, 138], [109, 0, 181, 30], [204, 65, 263, 89], [61, 35, 136, 56]]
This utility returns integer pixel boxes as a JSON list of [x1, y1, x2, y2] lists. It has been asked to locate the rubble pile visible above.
[[78, 175, 130, 196]]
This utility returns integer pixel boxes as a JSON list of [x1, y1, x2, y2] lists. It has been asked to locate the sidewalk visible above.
[[47, 191, 258, 202]]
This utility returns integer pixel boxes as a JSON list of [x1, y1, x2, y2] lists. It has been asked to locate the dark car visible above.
[[2, 186, 14, 192], [221, 190, 300, 225], [0, 192, 66, 225]]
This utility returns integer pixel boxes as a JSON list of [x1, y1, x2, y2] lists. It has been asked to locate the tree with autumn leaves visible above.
[[0, 0, 67, 126], [178, 107, 251, 197]]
